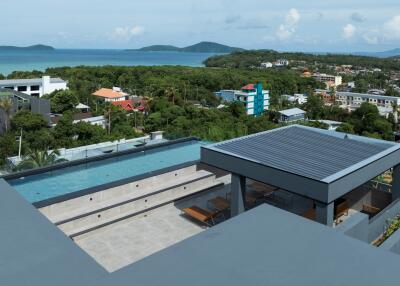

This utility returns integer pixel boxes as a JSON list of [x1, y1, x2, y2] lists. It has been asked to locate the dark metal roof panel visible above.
[[208, 125, 395, 181]]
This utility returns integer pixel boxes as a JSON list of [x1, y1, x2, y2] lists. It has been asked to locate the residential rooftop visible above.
[[2, 126, 400, 285], [278, 107, 306, 117], [92, 88, 128, 99], [203, 125, 397, 182], [0, 77, 66, 85]]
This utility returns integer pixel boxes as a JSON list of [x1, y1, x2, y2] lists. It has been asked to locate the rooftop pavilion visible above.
[[201, 125, 400, 225], [2, 126, 400, 284]]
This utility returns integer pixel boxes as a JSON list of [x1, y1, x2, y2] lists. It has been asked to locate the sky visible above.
[[1, 0, 400, 52]]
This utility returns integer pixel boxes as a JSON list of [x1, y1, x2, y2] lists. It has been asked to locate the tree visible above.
[[0, 97, 13, 132], [0, 133, 17, 166], [336, 123, 355, 134], [11, 110, 48, 132], [303, 95, 325, 119], [53, 112, 76, 148], [49, 90, 79, 113], [15, 149, 67, 171]]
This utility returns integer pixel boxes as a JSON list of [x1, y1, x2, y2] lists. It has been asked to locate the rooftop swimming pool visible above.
[[8, 140, 207, 203]]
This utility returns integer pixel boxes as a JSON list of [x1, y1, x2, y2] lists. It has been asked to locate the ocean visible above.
[[0, 49, 220, 75]]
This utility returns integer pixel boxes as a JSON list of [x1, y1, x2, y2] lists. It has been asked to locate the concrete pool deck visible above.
[[74, 203, 204, 272]]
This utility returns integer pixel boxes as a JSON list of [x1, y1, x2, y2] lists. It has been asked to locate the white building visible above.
[[336, 92, 400, 117], [312, 73, 342, 87], [215, 83, 269, 116], [278, 108, 306, 123], [275, 59, 289, 67], [0, 76, 67, 97], [283, 93, 308, 105], [260, 62, 273, 69]]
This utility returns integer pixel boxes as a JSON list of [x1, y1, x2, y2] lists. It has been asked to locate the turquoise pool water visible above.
[[8, 141, 206, 203]]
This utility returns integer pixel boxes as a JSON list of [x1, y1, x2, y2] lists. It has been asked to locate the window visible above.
[[17, 86, 27, 92], [3, 86, 13, 90], [30, 85, 40, 91], [31, 93, 40, 97]]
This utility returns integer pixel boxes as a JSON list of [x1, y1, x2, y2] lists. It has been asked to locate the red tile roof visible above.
[[112, 100, 134, 111], [92, 88, 127, 99], [241, 84, 255, 91]]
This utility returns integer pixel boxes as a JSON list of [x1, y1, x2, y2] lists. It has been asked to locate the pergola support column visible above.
[[315, 201, 334, 226], [231, 173, 246, 217], [392, 164, 400, 201]]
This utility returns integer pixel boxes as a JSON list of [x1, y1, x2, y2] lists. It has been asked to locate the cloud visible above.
[[111, 25, 144, 41], [238, 24, 269, 30], [351, 12, 365, 23], [276, 8, 301, 41], [360, 14, 400, 44], [363, 34, 379, 44], [383, 15, 400, 39], [342, 24, 356, 40], [225, 15, 241, 24]]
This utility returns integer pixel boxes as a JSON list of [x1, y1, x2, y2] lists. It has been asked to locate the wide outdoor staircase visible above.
[[39, 165, 223, 238]]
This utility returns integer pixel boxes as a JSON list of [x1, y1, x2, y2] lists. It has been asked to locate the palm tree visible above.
[[15, 149, 67, 171], [0, 97, 13, 132], [392, 102, 399, 125], [165, 87, 177, 105]]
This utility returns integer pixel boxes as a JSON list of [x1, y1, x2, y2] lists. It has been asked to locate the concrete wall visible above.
[[368, 199, 400, 243], [336, 199, 400, 244], [343, 186, 392, 211], [380, 227, 400, 255], [335, 212, 369, 242]]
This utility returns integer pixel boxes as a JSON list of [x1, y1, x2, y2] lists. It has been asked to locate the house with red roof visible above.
[[112, 98, 147, 112], [92, 87, 129, 102]]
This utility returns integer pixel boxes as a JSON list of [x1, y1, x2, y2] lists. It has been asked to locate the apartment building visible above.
[[312, 73, 342, 87], [283, 93, 308, 104], [336, 92, 400, 116], [215, 83, 269, 116], [0, 76, 67, 97]]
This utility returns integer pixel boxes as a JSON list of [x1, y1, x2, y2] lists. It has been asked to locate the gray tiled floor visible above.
[[74, 203, 204, 272]]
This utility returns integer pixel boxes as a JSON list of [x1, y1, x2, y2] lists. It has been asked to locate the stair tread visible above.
[[65, 180, 224, 237], [51, 170, 213, 224]]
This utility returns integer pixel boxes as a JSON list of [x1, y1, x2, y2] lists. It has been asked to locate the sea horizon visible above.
[[0, 49, 221, 75]]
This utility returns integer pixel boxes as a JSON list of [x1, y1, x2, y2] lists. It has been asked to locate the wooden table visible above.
[[208, 196, 230, 212]]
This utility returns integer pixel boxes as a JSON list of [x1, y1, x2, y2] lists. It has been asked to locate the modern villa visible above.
[[0, 88, 51, 133], [0, 76, 67, 97], [2, 125, 400, 285]]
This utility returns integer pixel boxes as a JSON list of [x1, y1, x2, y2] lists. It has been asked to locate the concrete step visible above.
[[62, 179, 224, 238], [51, 170, 212, 225], [40, 165, 200, 223]]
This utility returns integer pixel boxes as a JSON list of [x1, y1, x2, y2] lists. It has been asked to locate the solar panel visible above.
[[212, 126, 389, 180]]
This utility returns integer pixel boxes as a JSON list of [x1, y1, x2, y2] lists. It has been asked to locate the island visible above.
[[0, 44, 55, 51], [129, 41, 245, 53]]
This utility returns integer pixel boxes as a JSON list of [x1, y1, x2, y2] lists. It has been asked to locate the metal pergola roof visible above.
[[201, 125, 400, 203]]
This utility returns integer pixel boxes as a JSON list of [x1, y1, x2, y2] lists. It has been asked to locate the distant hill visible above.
[[0, 44, 55, 51], [130, 42, 245, 53], [354, 48, 400, 58]]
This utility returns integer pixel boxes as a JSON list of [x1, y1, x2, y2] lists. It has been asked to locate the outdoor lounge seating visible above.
[[301, 208, 316, 220], [226, 192, 263, 209], [208, 196, 230, 213], [362, 204, 381, 219], [334, 198, 349, 222], [182, 206, 219, 227], [249, 182, 278, 199]]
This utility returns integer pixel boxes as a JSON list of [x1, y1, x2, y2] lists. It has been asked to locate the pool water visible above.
[[8, 141, 206, 203]]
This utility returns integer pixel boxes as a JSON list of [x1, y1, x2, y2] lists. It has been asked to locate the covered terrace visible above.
[[201, 125, 400, 226]]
